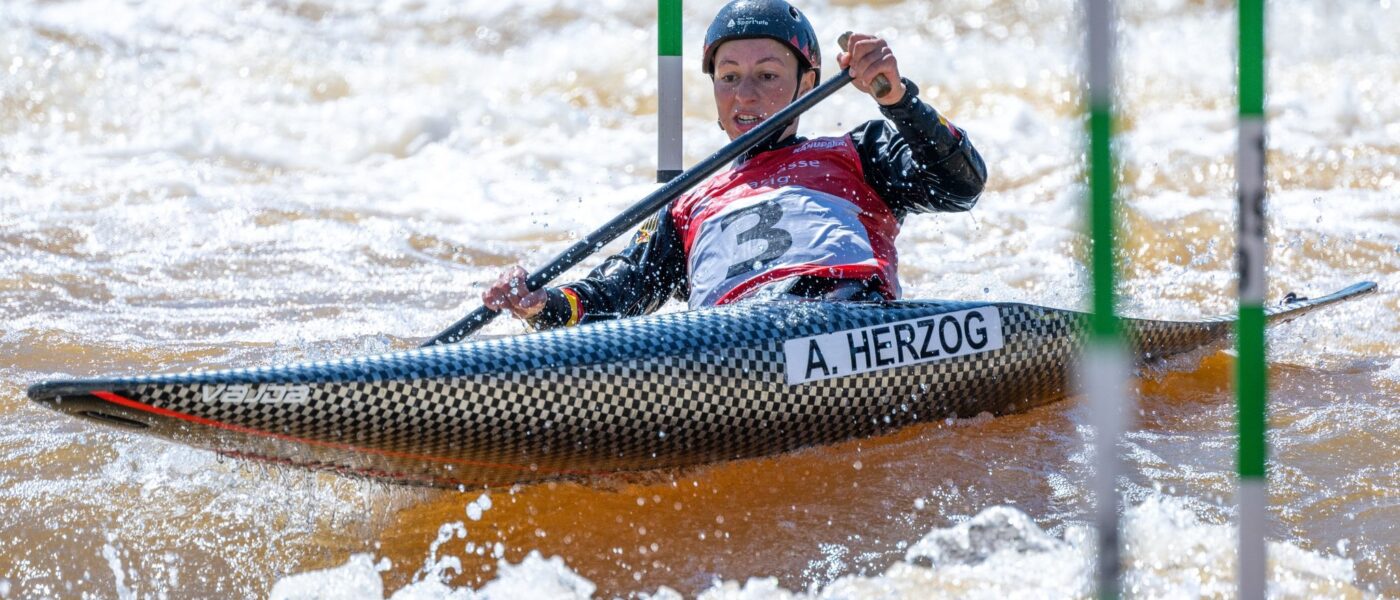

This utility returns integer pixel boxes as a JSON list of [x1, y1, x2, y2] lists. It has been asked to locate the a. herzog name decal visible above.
[[783, 307, 1005, 385]]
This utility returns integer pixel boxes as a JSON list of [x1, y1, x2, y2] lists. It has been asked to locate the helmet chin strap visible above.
[[778, 68, 810, 136], [791, 68, 807, 103]]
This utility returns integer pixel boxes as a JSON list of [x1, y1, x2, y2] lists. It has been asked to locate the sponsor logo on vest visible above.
[[794, 138, 844, 153], [201, 383, 311, 405], [747, 160, 823, 189], [782, 306, 1005, 385]]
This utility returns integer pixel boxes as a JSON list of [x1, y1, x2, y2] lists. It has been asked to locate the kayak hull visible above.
[[27, 282, 1376, 487]]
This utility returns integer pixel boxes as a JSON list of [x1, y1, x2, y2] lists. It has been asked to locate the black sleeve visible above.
[[526, 206, 689, 329], [850, 78, 988, 220]]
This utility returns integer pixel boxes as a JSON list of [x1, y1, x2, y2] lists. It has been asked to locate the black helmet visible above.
[[702, 0, 821, 83]]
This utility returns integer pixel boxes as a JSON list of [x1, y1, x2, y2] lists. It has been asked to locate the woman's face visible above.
[[711, 38, 816, 141]]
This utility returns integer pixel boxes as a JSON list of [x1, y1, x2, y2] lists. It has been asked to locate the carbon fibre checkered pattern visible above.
[[30, 281, 1376, 487]]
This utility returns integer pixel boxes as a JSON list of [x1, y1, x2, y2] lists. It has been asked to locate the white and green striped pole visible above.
[[657, 0, 683, 182], [1236, 0, 1268, 597], [1084, 0, 1129, 598]]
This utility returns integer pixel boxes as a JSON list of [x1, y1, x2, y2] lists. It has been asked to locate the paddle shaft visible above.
[[421, 68, 855, 346]]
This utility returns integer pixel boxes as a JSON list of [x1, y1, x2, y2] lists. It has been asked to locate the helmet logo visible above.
[[703, 0, 819, 76]]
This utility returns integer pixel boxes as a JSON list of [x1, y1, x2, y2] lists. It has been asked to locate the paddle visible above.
[[422, 34, 880, 347]]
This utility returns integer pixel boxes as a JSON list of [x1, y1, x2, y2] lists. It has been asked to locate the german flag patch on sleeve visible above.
[[633, 214, 660, 245]]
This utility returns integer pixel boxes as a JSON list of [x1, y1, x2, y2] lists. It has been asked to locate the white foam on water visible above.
[[3, 0, 1396, 596], [1376, 360, 1400, 389], [100, 542, 135, 600], [270, 554, 391, 600], [273, 550, 598, 600], [263, 494, 1365, 599]]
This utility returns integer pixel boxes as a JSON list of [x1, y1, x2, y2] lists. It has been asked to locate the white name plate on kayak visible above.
[[783, 306, 1005, 385]]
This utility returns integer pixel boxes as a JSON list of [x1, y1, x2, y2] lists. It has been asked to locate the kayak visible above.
[[27, 281, 1376, 488]]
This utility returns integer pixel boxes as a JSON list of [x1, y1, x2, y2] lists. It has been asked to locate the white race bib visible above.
[[688, 188, 880, 308]]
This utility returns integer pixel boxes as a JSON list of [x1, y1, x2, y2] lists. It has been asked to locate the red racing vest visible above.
[[671, 135, 902, 308]]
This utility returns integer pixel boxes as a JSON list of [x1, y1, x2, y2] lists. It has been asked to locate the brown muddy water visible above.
[[1, 0, 1396, 597]]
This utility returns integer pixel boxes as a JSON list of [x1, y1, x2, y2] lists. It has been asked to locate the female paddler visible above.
[[484, 0, 987, 328]]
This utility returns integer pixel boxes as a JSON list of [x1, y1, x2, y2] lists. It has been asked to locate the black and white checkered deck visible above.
[[27, 282, 1377, 487]]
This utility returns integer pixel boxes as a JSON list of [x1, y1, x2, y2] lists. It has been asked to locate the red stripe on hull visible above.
[[90, 390, 601, 480]]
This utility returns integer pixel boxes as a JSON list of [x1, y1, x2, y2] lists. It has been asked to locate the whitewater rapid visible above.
[[2, 0, 1396, 597]]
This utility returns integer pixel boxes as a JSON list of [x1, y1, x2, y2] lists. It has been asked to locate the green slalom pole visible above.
[[657, 0, 683, 182], [1084, 0, 1129, 598], [1236, 0, 1268, 597]]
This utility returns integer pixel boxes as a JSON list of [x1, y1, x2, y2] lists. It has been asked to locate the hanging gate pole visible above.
[[1236, 0, 1269, 597], [1083, 0, 1130, 598], [658, 0, 683, 183]]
